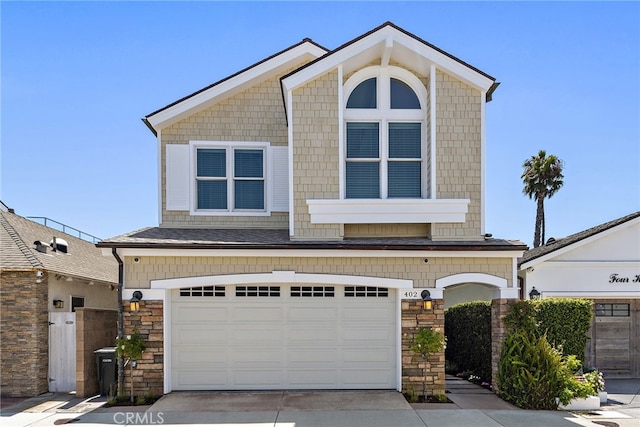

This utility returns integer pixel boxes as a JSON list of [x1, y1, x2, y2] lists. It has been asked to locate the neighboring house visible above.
[[97, 22, 527, 396], [519, 211, 640, 378], [0, 207, 118, 397]]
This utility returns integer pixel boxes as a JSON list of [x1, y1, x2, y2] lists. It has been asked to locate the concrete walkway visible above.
[[0, 378, 637, 426]]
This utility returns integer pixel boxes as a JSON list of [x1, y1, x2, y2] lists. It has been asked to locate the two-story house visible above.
[[98, 22, 526, 396]]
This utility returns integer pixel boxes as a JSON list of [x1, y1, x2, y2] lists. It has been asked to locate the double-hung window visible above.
[[344, 67, 426, 199], [195, 144, 266, 212]]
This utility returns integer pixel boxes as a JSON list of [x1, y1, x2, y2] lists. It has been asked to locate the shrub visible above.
[[498, 300, 596, 409], [410, 327, 446, 398], [497, 329, 594, 409], [445, 301, 491, 382]]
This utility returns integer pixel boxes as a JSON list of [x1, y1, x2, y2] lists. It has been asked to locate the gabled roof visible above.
[[281, 21, 498, 101], [0, 210, 118, 284], [143, 22, 499, 135], [143, 38, 328, 134], [519, 211, 640, 268]]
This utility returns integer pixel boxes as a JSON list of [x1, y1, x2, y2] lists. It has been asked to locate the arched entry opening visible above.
[[435, 273, 519, 391]]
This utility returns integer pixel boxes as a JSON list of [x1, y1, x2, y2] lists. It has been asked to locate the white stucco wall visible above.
[[49, 276, 118, 312], [520, 219, 640, 299]]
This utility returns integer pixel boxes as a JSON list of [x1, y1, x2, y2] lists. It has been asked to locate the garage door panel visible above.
[[175, 370, 228, 389], [288, 349, 337, 365], [343, 327, 393, 342], [342, 306, 392, 321], [175, 349, 228, 365], [171, 286, 396, 390], [232, 306, 283, 322], [233, 350, 284, 365], [287, 370, 338, 387], [343, 348, 393, 363], [175, 305, 228, 322], [341, 370, 393, 387], [174, 327, 228, 345], [289, 307, 337, 322], [288, 327, 338, 343], [230, 327, 283, 344], [232, 370, 283, 388]]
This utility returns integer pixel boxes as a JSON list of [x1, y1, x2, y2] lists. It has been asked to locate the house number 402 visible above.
[[401, 291, 420, 299]]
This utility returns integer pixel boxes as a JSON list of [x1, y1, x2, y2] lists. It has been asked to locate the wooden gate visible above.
[[49, 312, 76, 392], [589, 300, 639, 378]]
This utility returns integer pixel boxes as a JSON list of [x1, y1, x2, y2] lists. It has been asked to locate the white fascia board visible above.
[[148, 43, 326, 131], [282, 26, 493, 95], [282, 29, 389, 93], [113, 247, 524, 259], [398, 33, 494, 91], [519, 218, 640, 270]]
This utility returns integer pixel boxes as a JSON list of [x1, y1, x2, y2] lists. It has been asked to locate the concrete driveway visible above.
[[149, 390, 412, 412]]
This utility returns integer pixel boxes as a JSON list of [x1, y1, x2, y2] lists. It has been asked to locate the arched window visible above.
[[344, 67, 426, 199]]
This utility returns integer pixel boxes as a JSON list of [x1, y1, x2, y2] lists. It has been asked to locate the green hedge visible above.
[[534, 298, 593, 362], [445, 301, 492, 381], [504, 298, 593, 362]]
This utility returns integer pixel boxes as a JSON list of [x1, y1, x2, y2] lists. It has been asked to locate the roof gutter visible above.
[[97, 241, 528, 252], [486, 81, 500, 102], [111, 248, 125, 395]]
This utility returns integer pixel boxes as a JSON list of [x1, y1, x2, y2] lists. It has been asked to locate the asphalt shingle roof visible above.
[[98, 227, 526, 251], [0, 210, 118, 284], [519, 211, 640, 266]]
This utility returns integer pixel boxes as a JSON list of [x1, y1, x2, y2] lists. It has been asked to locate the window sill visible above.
[[190, 210, 271, 217], [306, 198, 470, 224]]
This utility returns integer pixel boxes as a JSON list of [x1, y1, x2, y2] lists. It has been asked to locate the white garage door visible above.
[[170, 284, 397, 390]]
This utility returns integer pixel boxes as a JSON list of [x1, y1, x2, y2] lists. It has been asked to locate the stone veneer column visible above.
[[491, 298, 517, 392], [401, 299, 445, 396], [0, 270, 49, 396], [123, 300, 164, 397]]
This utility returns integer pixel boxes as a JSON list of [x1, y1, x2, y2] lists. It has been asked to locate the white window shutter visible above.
[[165, 144, 190, 211], [270, 146, 289, 212]]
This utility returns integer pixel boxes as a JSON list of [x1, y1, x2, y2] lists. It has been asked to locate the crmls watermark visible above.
[[113, 412, 165, 425]]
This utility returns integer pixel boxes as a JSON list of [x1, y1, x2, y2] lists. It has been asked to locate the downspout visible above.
[[111, 248, 125, 396]]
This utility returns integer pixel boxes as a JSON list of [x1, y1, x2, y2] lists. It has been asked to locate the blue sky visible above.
[[2, 1, 639, 246]]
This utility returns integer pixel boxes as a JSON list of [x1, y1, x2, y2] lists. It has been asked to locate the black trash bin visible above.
[[94, 347, 117, 396]]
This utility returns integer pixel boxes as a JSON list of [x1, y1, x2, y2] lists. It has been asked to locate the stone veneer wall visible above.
[[0, 270, 49, 397], [122, 301, 164, 397], [402, 299, 446, 396], [491, 298, 516, 392], [75, 308, 118, 398]]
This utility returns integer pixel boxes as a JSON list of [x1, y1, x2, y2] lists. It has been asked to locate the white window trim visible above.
[[189, 141, 270, 216], [342, 66, 428, 200]]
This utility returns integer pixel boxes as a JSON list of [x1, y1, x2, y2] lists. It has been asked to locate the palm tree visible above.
[[521, 150, 564, 248]]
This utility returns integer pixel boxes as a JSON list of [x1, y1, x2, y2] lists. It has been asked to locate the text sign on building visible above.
[[609, 274, 640, 284], [400, 290, 422, 300]]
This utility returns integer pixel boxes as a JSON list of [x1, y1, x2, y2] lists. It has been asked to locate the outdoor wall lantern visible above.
[[53, 299, 64, 309], [421, 289, 433, 311], [129, 291, 143, 312], [529, 287, 541, 300]]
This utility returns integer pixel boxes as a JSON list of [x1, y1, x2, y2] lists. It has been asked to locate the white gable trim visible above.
[[435, 273, 518, 299], [520, 217, 640, 270], [282, 25, 494, 97], [148, 42, 327, 131]]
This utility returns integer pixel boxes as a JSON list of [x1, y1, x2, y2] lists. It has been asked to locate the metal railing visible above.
[[27, 217, 102, 243]]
